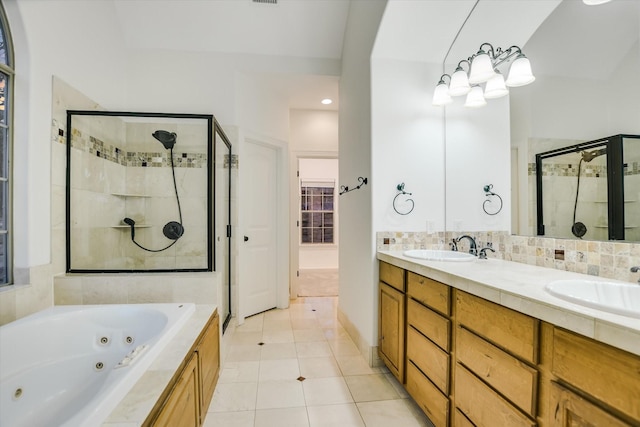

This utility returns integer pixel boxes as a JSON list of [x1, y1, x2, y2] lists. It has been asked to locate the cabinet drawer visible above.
[[380, 261, 405, 292], [406, 361, 449, 427], [454, 409, 475, 427], [456, 326, 537, 417], [552, 328, 640, 421], [455, 364, 535, 427], [550, 382, 632, 427], [407, 298, 450, 351], [456, 291, 538, 364], [407, 272, 450, 315], [407, 325, 449, 394]]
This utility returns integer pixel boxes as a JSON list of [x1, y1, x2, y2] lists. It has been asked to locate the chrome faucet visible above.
[[455, 235, 478, 256], [478, 246, 495, 259], [632, 266, 640, 283]]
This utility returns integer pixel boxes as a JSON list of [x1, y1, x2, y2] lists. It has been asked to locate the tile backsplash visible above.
[[376, 231, 640, 284]]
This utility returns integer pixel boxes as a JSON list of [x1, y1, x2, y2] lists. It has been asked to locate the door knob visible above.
[[244, 236, 249, 242]]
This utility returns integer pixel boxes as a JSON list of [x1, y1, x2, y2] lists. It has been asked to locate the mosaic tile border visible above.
[[529, 161, 639, 177], [53, 120, 207, 168], [376, 230, 640, 284]]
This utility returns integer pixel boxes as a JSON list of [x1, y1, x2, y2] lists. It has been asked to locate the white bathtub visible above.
[[0, 303, 196, 427]]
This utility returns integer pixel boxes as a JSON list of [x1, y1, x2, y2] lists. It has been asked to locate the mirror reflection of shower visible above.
[[572, 146, 607, 238], [123, 130, 185, 252]]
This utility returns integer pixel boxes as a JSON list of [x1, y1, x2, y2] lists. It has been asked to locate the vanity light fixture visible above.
[[432, 42, 535, 107]]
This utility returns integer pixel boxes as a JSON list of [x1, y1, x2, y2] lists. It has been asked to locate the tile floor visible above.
[[297, 270, 339, 297], [203, 297, 433, 427]]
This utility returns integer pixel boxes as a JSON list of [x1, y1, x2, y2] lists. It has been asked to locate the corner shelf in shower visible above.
[[112, 224, 152, 229], [111, 192, 152, 198], [594, 224, 638, 229]]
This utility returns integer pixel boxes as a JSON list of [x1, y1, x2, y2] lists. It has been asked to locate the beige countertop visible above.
[[103, 304, 217, 426], [377, 250, 640, 357]]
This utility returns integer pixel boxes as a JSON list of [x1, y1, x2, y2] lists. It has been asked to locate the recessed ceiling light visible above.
[[321, 98, 333, 105]]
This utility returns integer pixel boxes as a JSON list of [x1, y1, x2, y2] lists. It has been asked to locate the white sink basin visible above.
[[403, 249, 476, 262], [545, 279, 640, 319]]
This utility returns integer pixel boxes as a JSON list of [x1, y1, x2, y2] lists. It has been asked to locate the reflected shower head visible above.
[[581, 147, 607, 163], [152, 130, 177, 150]]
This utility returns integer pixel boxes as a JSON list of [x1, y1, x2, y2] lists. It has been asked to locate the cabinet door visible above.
[[379, 282, 405, 382], [550, 382, 631, 427], [153, 353, 200, 427], [198, 311, 220, 421]]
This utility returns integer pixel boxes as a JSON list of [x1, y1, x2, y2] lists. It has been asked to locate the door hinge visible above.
[[296, 220, 299, 227], [297, 170, 299, 177], [226, 224, 232, 238], [297, 270, 300, 277]]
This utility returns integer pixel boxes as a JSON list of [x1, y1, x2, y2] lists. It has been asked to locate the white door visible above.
[[242, 140, 278, 317]]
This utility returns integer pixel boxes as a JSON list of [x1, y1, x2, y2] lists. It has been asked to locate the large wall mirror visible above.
[[445, 0, 640, 242]]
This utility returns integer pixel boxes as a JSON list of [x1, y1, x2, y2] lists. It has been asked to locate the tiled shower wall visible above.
[[376, 231, 640, 284]]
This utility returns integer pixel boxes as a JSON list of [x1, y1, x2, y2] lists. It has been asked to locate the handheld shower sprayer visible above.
[[122, 130, 184, 253], [581, 147, 607, 163]]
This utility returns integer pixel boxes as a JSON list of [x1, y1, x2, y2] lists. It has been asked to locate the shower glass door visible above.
[[214, 121, 232, 332]]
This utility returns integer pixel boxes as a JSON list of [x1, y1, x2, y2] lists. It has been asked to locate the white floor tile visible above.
[[294, 328, 328, 343], [256, 380, 306, 409], [298, 356, 342, 379], [296, 341, 334, 358], [357, 399, 432, 427], [260, 342, 298, 360], [328, 338, 361, 357], [218, 361, 260, 384], [259, 358, 301, 382], [302, 377, 354, 406], [307, 403, 365, 427], [254, 407, 310, 427], [226, 343, 262, 362], [203, 410, 255, 427], [262, 329, 295, 344], [344, 374, 401, 402], [209, 382, 258, 412], [335, 355, 375, 376]]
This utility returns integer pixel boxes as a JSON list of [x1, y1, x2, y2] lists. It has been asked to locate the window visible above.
[[300, 184, 334, 244], [0, 5, 12, 286]]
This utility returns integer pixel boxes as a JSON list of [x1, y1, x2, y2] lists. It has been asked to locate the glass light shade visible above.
[[484, 71, 509, 99], [464, 86, 486, 108], [468, 52, 496, 84], [506, 54, 535, 87], [448, 68, 471, 96], [432, 81, 453, 106], [583, 0, 612, 4]]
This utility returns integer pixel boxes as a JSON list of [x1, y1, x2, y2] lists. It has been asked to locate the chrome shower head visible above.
[[152, 130, 177, 150]]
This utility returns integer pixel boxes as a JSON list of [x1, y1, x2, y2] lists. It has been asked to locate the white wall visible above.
[[371, 58, 445, 233], [290, 109, 339, 153], [338, 0, 387, 361], [445, 97, 512, 232], [8, 0, 128, 269], [298, 158, 339, 270]]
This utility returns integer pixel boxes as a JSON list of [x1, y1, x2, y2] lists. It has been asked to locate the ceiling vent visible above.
[[253, 0, 278, 4]]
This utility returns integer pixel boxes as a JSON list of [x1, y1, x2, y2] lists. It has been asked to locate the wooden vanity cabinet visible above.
[[146, 309, 220, 427], [548, 327, 640, 426], [378, 261, 406, 382], [549, 382, 632, 427], [377, 260, 640, 427], [405, 273, 451, 427]]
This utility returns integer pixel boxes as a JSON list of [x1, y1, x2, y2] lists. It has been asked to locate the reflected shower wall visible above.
[[67, 112, 212, 272]]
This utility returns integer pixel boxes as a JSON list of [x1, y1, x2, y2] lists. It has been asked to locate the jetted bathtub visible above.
[[0, 303, 196, 427]]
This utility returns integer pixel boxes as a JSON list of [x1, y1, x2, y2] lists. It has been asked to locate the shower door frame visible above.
[[65, 110, 214, 273], [535, 134, 640, 240], [213, 118, 233, 333]]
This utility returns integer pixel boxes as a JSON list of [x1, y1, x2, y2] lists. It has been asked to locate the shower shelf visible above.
[[594, 224, 637, 229], [112, 224, 152, 228], [591, 200, 637, 203], [111, 192, 152, 198]]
